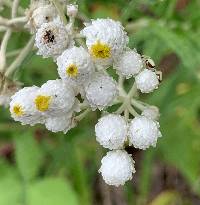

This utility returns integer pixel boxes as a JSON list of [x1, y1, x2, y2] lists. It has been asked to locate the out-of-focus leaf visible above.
[[149, 191, 190, 205], [151, 24, 199, 70], [14, 131, 43, 181], [0, 160, 21, 205], [27, 178, 79, 205], [147, 70, 200, 195]]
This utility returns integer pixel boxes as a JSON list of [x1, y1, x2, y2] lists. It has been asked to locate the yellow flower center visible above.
[[13, 104, 24, 116], [90, 41, 111, 59], [66, 64, 78, 77], [34, 95, 51, 112]]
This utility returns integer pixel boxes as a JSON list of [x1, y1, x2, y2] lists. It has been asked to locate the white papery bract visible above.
[[81, 18, 128, 67], [56, 46, 95, 85], [28, 4, 57, 31], [99, 150, 135, 186], [95, 114, 127, 149], [34, 79, 75, 117], [135, 69, 159, 93], [142, 106, 160, 121], [128, 116, 162, 150], [114, 49, 143, 78], [45, 112, 73, 133], [10, 86, 44, 125], [84, 73, 118, 110], [35, 18, 73, 59]]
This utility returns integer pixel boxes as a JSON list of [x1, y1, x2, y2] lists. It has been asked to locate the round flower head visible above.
[[34, 79, 75, 117], [56, 47, 95, 85], [81, 19, 128, 67], [128, 116, 162, 150], [35, 18, 73, 59], [10, 86, 44, 125], [113, 49, 143, 78], [99, 150, 135, 186], [67, 4, 78, 17], [135, 69, 159, 93], [95, 114, 127, 149], [84, 73, 118, 110], [141, 106, 160, 121], [26, 4, 57, 32], [45, 112, 74, 133]]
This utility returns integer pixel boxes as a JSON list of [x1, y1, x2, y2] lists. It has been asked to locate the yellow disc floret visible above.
[[66, 64, 78, 77], [90, 41, 111, 59], [34, 95, 51, 112], [13, 104, 24, 116]]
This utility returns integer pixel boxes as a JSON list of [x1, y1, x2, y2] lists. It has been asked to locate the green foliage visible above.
[[0, 0, 200, 204], [0, 160, 21, 205], [14, 131, 43, 182], [27, 178, 79, 205]]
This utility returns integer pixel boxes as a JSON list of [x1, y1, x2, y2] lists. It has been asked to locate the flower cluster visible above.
[[7, 1, 162, 186]]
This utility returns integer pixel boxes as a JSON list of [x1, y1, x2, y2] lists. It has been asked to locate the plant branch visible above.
[[5, 36, 35, 77], [49, 0, 67, 25]]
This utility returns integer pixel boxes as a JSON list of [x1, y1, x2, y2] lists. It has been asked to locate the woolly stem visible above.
[[0, 29, 12, 72], [50, 0, 67, 25], [75, 108, 91, 122], [0, 16, 27, 27], [5, 36, 35, 77]]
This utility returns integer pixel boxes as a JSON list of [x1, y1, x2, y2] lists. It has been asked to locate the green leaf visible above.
[[149, 191, 190, 205], [0, 160, 21, 205], [14, 131, 43, 182], [151, 24, 200, 70], [27, 178, 79, 205]]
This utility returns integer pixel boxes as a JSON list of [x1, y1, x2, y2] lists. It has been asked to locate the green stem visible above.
[[75, 108, 91, 122]]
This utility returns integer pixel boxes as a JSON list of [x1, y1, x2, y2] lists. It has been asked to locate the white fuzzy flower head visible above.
[[142, 106, 160, 121], [34, 79, 75, 117], [99, 150, 135, 186], [35, 18, 73, 59], [95, 114, 127, 149], [135, 69, 159, 93], [10, 86, 44, 125], [113, 49, 143, 78], [45, 112, 74, 133], [81, 19, 128, 67], [56, 47, 94, 85], [67, 4, 78, 17], [27, 4, 57, 32], [84, 73, 118, 110], [128, 116, 162, 150]]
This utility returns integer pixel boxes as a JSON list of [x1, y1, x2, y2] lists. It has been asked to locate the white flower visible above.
[[81, 18, 128, 67], [27, 4, 57, 32], [10, 86, 44, 125], [141, 106, 160, 121], [135, 69, 159, 93], [67, 4, 78, 17], [99, 150, 135, 186], [113, 49, 143, 78], [56, 46, 95, 85], [95, 114, 127, 149], [45, 112, 74, 133], [35, 18, 73, 59], [128, 116, 162, 150], [34, 79, 75, 117], [84, 73, 118, 110]]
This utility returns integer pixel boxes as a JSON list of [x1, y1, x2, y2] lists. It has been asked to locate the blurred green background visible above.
[[0, 0, 200, 204]]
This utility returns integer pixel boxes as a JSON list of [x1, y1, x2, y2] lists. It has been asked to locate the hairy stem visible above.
[[50, 0, 67, 24], [5, 36, 35, 77]]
